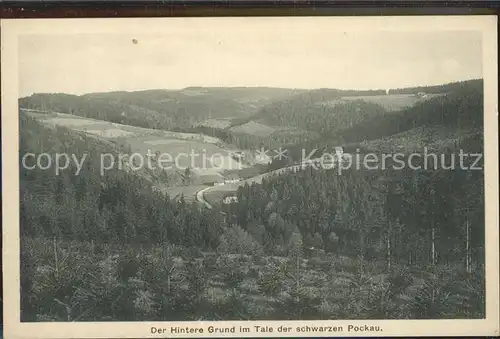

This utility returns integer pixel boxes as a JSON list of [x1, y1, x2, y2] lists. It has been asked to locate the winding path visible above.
[[195, 158, 334, 209], [195, 187, 214, 209]]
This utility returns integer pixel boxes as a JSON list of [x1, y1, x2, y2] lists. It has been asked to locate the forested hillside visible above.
[[216, 80, 482, 156], [253, 100, 388, 136], [228, 89, 388, 135], [278, 79, 483, 163], [20, 115, 225, 247], [231, 80, 481, 133], [335, 80, 483, 144]]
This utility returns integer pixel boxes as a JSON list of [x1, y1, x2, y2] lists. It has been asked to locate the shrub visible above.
[[218, 225, 264, 256], [257, 267, 285, 296]]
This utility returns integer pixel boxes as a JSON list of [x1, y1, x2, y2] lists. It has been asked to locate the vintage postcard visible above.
[[1, 15, 499, 338]]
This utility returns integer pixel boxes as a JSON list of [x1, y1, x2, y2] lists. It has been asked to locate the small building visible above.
[[224, 178, 241, 184], [223, 196, 238, 204], [231, 151, 245, 161], [334, 146, 343, 157], [200, 174, 225, 186], [224, 172, 241, 184]]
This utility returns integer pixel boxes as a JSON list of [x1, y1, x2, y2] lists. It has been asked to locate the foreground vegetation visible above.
[[22, 236, 484, 321]]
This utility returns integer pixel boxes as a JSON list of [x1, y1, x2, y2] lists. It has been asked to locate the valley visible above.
[[18, 80, 486, 322]]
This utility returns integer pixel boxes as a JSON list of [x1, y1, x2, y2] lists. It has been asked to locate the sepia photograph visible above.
[[2, 15, 499, 338]]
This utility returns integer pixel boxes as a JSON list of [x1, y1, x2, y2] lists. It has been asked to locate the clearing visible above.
[[318, 93, 444, 111], [229, 121, 277, 137]]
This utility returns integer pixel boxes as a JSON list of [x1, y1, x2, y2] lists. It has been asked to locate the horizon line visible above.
[[19, 77, 483, 98]]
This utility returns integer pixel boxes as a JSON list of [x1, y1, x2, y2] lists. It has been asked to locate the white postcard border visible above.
[[2, 15, 499, 338]]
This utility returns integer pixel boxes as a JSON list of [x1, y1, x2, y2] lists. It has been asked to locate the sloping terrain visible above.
[[21, 109, 246, 188], [320, 93, 444, 112], [229, 121, 277, 137]]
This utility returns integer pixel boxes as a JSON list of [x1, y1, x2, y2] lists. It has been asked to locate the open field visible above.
[[78, 128, 137, 138], [198, 118, 234, 129], [166, 185, 208, 203], [24, 110, 164, 137], [123, 136, 244, 171], [23, 110, 222, 143], [318, 93, 444, 111], [203, 184, 240, 208], [229, 121, 277, 137], [229, 121, 319, 145], [359, 126, 480, 153]]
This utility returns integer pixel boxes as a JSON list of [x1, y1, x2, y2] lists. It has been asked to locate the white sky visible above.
[[18, 26, 482, 97]]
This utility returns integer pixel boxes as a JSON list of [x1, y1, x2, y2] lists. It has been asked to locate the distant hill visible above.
[[278, 79, 484, 162], [230, 80, 483, 137], [335, 79, 483, 145], [19, 87, 301, 131]]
